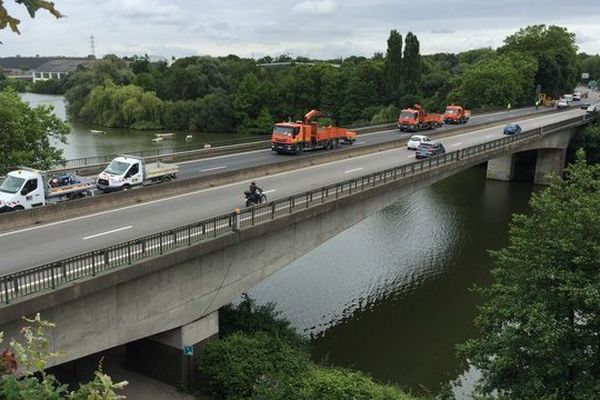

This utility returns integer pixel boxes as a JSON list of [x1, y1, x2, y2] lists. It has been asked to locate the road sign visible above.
[[183, 346, 194, 356], [582, 72, 590, 80]]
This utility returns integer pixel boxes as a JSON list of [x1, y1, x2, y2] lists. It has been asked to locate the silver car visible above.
[[406, 135, 431, 150]]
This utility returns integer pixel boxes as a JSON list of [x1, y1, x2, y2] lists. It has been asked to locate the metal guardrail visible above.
[[52, 135, 272, 170], [0, 113, 596, 304]]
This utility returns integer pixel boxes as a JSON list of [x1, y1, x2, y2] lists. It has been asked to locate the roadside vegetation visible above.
[[198, 294, 426, 400], [0, 314, 126, 399], [7, 24, 573, 134]]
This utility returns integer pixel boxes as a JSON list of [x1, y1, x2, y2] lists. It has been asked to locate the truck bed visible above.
[[145, 161, 179, 179], [47, 180, 95, 197]]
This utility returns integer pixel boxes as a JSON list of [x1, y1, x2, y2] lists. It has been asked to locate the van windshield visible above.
[[105, 160, 130, 175], [400, 111, 417, 119], [0, 175, 25, 194]]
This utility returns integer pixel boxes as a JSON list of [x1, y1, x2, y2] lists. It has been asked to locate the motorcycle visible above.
[[244, 189, 267, 207]]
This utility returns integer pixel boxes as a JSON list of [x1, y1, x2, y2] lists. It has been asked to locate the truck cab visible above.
[[0, 169, 46, 211], [97, 156, 144, 192]]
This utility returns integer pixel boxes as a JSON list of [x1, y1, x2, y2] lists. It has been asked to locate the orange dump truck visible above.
[[443, 104, 471, 124], [397, 104, 443, 132], [271, 109, 356, 154]]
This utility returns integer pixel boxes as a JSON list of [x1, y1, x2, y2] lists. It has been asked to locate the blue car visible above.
[[503, 123, 521, 135]]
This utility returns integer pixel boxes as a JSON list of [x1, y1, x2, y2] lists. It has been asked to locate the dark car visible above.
[[580, 103, 591, 110], [415, 141, 446, 159], [503, 123, 521, 135]]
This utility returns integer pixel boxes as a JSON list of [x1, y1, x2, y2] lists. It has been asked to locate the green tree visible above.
[[384, 29, 403, 100], [571, 122, 600, 164], [460, 152, 600, 399], [579, 54, 600, 81], [453, 53, 536, 109], [0, 0, 62, 35], [402, 32, 421, 95], [0, 88, 68, 172], [500, 25, 579, 97]]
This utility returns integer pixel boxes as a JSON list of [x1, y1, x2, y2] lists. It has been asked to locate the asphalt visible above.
[[0, 103, 594, 274]]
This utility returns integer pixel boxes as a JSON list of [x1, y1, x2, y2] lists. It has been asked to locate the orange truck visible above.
[[397, 104, 443, 132], [443, 104, 471, 124], [271, 109, 356, 154]]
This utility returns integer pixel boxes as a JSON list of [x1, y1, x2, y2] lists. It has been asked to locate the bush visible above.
[[370, 105, 398, 124], [199, 332, 310, 400], [307, 367, 417, 400], [219, 294, 307, 351]]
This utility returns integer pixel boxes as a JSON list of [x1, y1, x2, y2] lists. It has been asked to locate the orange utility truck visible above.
[[397, 104, 443, 132], [271, 109, 356, 154], [443, 104, 471, 124]]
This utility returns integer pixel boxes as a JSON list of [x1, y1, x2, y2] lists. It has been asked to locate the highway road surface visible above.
[[0, 103, 594, 274]]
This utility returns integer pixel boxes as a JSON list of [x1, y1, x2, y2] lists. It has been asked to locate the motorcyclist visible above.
[[248, 181, 263, 203]]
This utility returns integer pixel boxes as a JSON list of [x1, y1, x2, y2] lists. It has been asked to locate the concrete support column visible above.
[[486, 154, 515, 181], [126, 311, 219, 387], [534, 148, 566, 185]]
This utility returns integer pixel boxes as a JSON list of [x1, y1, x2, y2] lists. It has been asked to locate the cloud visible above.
[[432, 28, 456, 34], [291, 0, 337, 15], [117, 0, 183, 24]]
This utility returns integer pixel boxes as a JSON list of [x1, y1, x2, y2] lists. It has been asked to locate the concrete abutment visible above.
[[534, 148, 567, 185], [126, 311, 219, 387]]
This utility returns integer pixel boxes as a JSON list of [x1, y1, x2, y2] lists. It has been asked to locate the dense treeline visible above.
[[1, 24, 581, 134]]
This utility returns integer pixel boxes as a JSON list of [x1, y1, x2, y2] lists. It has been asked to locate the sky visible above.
[[1, 0, 600, 59]]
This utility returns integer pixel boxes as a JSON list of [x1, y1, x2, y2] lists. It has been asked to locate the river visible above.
[[20, 93, 245, 160], [248, 164, 537, 398]]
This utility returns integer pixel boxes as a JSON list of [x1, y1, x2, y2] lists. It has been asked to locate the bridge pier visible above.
[[125, 310, 219, 387], [534, 148, 566, 185], [486, 154, 515, 181]]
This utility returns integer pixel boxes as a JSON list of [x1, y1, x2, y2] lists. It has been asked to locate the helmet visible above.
[[251, 181, 256, 185]]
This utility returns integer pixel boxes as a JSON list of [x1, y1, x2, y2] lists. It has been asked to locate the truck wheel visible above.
[[334, 139, 340, 148], [122, 185, 131, 192], [13, 206, 24, 211], [296, 144, 304, 155], [162, 176, 172, 183]]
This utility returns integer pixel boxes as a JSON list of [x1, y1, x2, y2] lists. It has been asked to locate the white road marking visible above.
[[485, 134, 494, 138], [344, 168, 363, 174], [451, 142, 463, 147], [262, 189, 277, 194], [355, 141, 365, 145], [201, 166, 227, 172], [82, 225, 133, 240], [178, 149, 270, 166]]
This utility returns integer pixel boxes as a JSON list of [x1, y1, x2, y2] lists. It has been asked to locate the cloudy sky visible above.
[[1, 0, 599, 59]]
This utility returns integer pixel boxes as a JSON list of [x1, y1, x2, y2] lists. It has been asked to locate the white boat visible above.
[[90, 129, 105, 134], [185, 135, 193, 141], [154, 132, 175, 138], [152, 137, 164, 143]]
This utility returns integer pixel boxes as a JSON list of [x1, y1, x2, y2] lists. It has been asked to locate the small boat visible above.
[[152, 137, 164, 143], [90, 129, 105, 134], [185, 135, 193, 141], [154, 132, 175, 138], [204, 144, 211, 149]]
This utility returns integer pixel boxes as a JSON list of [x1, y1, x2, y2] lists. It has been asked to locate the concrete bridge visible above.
[[0, 109, 596, 385]]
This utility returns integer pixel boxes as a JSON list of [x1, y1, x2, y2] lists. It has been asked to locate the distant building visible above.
[[0, 57, 56, 80], [33, 58, 93, 82], [0, 56, 94, 82]]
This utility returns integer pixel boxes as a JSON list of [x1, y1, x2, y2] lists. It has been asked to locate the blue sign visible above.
[[183, 346, 194, 356]]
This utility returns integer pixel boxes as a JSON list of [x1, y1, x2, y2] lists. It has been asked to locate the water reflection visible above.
[[249, 165, 536, 396], [20, 93, 245, 159]]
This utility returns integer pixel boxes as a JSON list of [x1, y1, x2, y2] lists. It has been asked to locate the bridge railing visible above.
[[0, 114, 594, 304]]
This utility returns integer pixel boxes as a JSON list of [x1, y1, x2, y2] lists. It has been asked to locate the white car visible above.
[[573, 92, 582, 101], [407, 135, 432, 150], [557, 98, 569, 108], [587, 105, 598, 113]]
